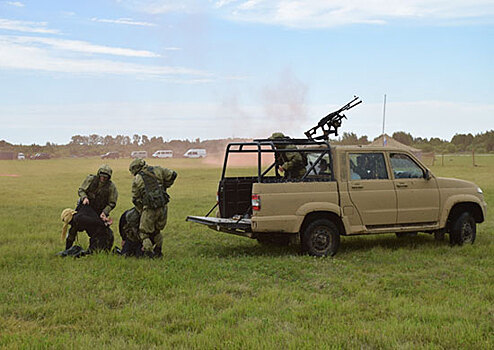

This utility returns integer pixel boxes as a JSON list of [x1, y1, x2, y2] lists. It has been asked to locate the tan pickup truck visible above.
[[187, 138, 487, 256]]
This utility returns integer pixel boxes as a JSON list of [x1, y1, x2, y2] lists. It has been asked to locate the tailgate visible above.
[[186, 216, 253, 238]]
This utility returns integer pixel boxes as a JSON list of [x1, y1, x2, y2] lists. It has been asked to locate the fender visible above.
[[439, 194, 484, 227], [294, 202, 343, 232]]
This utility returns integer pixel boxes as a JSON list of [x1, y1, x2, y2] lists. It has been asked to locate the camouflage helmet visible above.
[[129, 158, 146, 175], [97, 164, 113, 179], [269, 132, 286, 140]]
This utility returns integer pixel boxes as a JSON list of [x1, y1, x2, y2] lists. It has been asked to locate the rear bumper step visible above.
[[186, 216, 253, 238]]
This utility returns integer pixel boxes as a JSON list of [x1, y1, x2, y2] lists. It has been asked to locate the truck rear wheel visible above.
[[449, 212, 476, 245], [302, 219, 340, 257]]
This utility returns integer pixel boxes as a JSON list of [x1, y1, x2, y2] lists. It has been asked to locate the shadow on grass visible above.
[[195, 233, 450, 258], [339, 233, 449, 254]]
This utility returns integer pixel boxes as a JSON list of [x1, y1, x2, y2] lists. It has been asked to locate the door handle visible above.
[[351, 184, 363, 189], [396, 183, 408, 188]]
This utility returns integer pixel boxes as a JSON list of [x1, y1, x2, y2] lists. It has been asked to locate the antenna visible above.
[[382, 94, 387, 146]]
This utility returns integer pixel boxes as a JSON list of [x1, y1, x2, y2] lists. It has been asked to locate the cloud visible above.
[[0, 18, 59, 34], [6, 1, 24, 7], [91, 17, 156, 27], [0, 36, 211, 79], [120, 1, 494, 27], [4, 35, 161, 57]]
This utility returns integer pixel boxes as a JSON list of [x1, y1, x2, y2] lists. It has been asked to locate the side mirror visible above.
[[424, 169, 432, 180]]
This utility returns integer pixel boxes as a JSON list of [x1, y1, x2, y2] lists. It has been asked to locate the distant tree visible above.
[[133, 134, 141, 146], [103, 135, 114, 146], [392, 131, 413, 146], [357, 135, 369, 145], [340, 132, 359, 145], [141, 135, 150, 145], [451, 133, 474, 151]]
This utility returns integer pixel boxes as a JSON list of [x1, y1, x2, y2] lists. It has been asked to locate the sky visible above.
[[0, 0, 493, 145]]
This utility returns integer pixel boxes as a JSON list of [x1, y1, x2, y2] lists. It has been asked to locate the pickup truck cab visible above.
[[187, 139, 486, 256]]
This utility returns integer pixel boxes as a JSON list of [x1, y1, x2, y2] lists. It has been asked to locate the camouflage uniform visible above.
[[66, 165, 118, 250], [118, 207, 143, 257], [78, 164, 118, 216], [129, 159, 177, 257], [270, 132, 306, 179]]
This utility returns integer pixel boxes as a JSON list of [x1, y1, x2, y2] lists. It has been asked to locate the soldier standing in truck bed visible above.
[[269, 132, 307, 179]]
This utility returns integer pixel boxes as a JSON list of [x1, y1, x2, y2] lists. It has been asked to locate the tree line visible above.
[[333, 130, 494, 153], [0, 130, 493, 158]]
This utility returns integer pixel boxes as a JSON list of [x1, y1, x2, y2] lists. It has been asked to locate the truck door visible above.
[[389, 153, 440, 224], [347, 152, 397, 226]]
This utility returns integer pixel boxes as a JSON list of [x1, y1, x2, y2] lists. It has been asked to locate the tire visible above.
[[449, 212, 476, 245], [302, 219, 340, 257]]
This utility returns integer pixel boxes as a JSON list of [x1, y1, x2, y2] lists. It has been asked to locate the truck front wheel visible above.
[[302, 219, 340, 257], [449, 212, 476, 245]]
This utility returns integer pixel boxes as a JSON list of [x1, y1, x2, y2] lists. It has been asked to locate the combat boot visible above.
[[153, 246, 163, 259]]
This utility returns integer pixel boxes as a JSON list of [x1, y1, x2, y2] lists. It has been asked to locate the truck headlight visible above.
[[477, 187, 483, 194]]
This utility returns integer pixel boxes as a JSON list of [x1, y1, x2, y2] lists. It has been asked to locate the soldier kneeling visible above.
[[118, 207, 143, 257], [60, 205, 114, 256]]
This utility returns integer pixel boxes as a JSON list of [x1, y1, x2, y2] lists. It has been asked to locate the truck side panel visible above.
[[252, 182, 339, 233]]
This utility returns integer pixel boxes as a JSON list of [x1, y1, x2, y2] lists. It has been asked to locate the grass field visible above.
[[0, 155, 492, 348]]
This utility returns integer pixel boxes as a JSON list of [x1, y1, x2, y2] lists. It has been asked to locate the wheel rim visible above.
[[311, 226, 332, 253], [461, 221, 474, 243]]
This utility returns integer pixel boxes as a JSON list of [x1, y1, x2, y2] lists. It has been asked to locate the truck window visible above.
[[390, 153, 424, 179], [349, 153, 388, 180], [306, 153, 331, 176]]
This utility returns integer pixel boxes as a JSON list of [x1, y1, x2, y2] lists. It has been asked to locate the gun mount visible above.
[[305, 96, 362, 141]]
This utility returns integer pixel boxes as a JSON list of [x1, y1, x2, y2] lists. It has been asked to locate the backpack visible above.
[[139, 168, 169, 209]]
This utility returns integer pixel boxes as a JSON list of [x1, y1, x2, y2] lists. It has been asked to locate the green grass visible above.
[[0, 156, 493, 348]]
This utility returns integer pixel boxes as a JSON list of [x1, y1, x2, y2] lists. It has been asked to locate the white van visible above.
[[152, 150, 173, 158], [184, 149, 206, 158], [17, 152, 25, 160], [131, 151, 148, 158]]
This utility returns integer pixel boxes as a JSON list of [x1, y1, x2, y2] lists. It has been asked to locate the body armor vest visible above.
[[87, 176, 111, 214]]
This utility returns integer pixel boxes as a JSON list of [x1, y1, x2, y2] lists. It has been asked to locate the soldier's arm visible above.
[[78, 175, 94, 200], [103, 183, 118, 215], [131, 175, 144, 210], [162, 168, 178, 188], [282, 152, 299, 170]]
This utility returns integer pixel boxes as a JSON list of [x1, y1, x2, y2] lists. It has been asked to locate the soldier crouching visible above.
[[129, 159, 177, 258]]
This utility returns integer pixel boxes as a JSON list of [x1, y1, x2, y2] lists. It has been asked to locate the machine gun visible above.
[[305, 96, 362, 141]]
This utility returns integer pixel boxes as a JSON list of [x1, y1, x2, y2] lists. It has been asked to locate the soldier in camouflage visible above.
[[129, 158, 177, 258], [65, 164, 118, 250], [269, 132, 307, 179], [118, 207, 143, 257]]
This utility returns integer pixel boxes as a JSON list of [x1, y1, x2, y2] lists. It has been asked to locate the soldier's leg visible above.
[[152, 206, 167, 257], [139, 209, 157, 257], [65, 225, 78, 250]]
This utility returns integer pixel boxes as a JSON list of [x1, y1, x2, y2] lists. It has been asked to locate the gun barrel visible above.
[[305, 95, 362, 141]]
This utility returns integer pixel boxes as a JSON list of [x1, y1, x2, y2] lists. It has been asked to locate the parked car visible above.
[[32, 153, 51, 159], [187, 140, 486, 256], [17, 152, 25, 160], [152, 150, 173, 158], [101, 151, 120, 159], [184, 149, 206, 158], [131, 151, 148, 158]]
